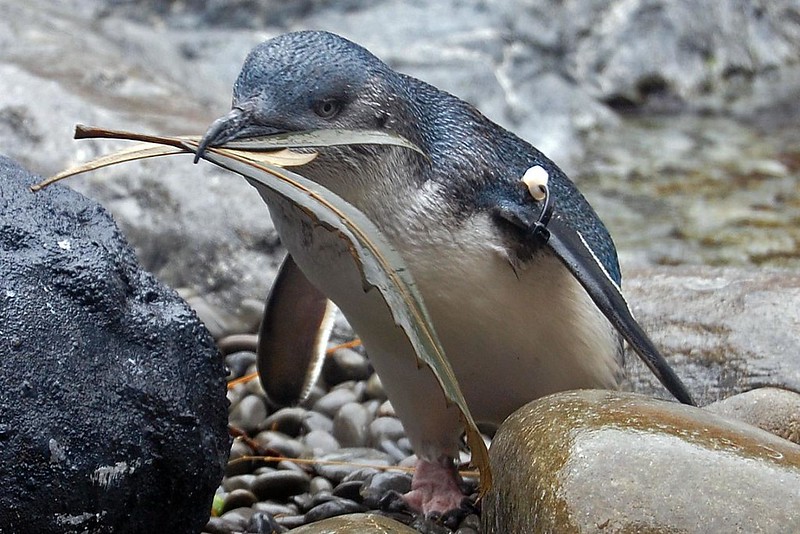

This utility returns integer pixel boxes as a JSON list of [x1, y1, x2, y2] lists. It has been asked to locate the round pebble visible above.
[[253, 430, 308, 459], [378, 400, 396, 418], [302, 410, 334, 433], [251, 470, 311, 501], [315, 449, 393, 483], [379, 439, 411, 463], [252, 500, 299, 516], [333, 402, 373, 447], [225, 440, 256, 477], [331, 480, 364, 502], [219, 507, 255, 530], [368, 417, 406, 446], [304, 498, 368, 523], [222, 489, 258, 514], [309, 476, 334, 495], [302, 429, 340, 456], [248, 511, 287, 534], [229, 394, 267, 434], [262, 407, 308, 436], [322, 348, 372, 385], [225, 351, 257, 379], [222, 474, 255, 492], [312, 388, 358, 418], [365, 373, 387, 401], [360, 472, 413, 507], [274, 514, 307, 530]]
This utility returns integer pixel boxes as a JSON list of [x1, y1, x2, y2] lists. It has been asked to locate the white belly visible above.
[[259, 188, 622, 461]]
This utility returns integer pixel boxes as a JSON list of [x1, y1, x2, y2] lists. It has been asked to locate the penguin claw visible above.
[[402, 458, 467, 517]]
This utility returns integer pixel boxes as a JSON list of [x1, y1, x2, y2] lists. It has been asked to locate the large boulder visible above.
[[622, 266, 800, 405], [0, 156, 229, 533], [483, 390, 800, 533]]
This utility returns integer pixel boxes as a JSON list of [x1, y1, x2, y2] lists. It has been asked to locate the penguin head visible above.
[[198, 31, 410, 152]]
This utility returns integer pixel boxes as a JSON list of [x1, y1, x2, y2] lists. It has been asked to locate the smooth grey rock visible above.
[[263, 407, 309, 437], [302, 410, 335, 434], [332, 402, 373, 448], [367, 417, 406, 447], [253, 430, 309, 459], [252, 500, 299, 516], [331, 480, 364, 502], [219, 507, 255, 530], [222, 474, 256, 492], [229, 394, 268, 434], [623, 266, 800, 405], [364, 373, 387, 401], [0, 157, 229, 532], [484, 390, 800, 533], [309, 476, 335, 495], [705, 387, 800, 445], [225, 440, 256, 477], [313, 388, 359, 419], [322, 348, 372, 386], [360, 472, 412, 508], [221, 489, 258, 514], [285, 513, 417, 533], [302, 430, 341, 456], [303, 499, 369, 523], [251, 470, 311, 501], [315, 449, 393, 483], [249, 511, 287, 534]]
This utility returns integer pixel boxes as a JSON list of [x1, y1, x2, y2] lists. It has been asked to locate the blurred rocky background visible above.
[[2, 0, 798, 334]]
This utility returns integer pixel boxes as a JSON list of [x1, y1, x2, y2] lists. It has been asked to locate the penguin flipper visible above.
[[543, 216, 696, 406], [257, 254, 337, 406]]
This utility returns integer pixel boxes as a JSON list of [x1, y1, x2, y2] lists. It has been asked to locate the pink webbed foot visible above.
[[403, 457, 467, 516]]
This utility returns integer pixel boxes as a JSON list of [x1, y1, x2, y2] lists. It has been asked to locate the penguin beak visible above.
[[194, 101, 285, 163]]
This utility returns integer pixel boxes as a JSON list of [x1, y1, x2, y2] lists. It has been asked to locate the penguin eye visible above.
[[313, 99, 342, 119]]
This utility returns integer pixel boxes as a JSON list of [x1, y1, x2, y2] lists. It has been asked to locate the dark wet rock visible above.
[[332, 480, 365, 502], [248, 511, 287, 534], [251, 470, 311, 501], [0, 157, 229, 532], [623, 266, 800, 405], [705, 387, 800, 445], [360, 472, 413, 508], [303, 498, 369, 523], [484, 390, 800, 533]]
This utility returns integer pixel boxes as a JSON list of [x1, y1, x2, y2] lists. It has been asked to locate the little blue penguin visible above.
[[195, 31, 693, 516]]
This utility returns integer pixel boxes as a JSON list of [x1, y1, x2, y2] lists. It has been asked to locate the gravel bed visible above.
[[204, 340, 481, 534]]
